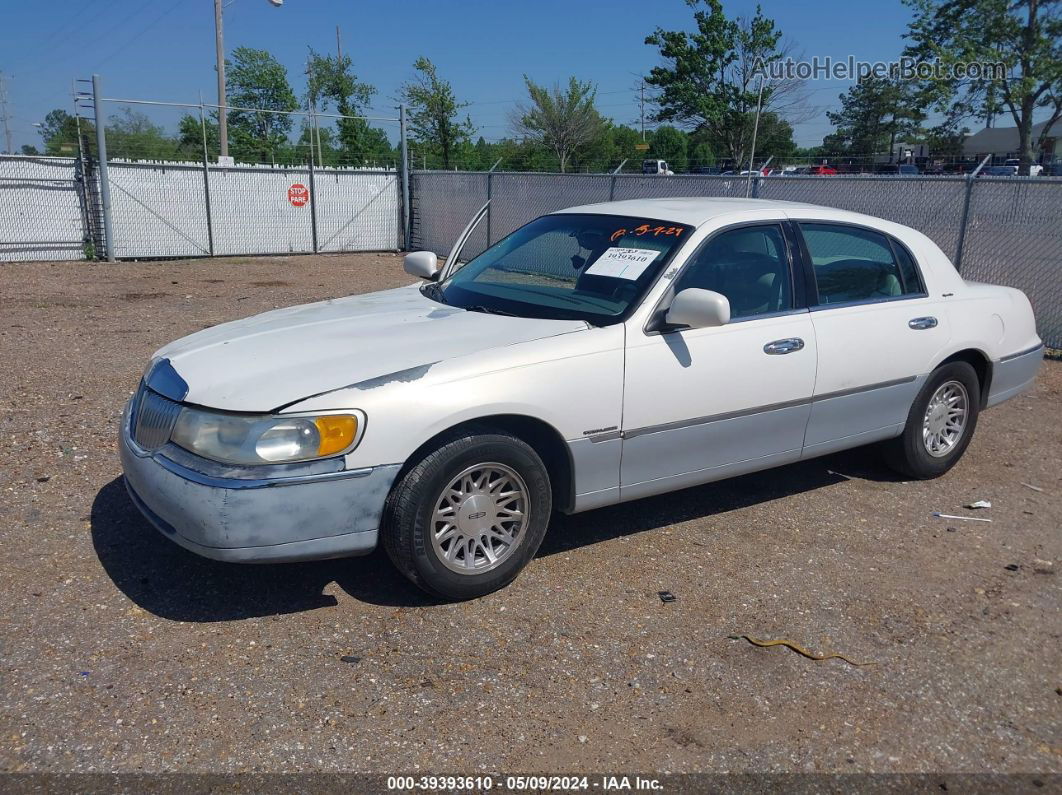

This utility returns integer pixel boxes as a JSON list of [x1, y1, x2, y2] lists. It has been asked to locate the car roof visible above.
[[554, 197, 839, 227]]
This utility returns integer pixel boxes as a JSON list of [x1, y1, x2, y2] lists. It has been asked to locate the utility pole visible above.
[[639, 76, 646, 142], [0, 72, 13, 154], [214, 0, 284, 162], [306, 52, 324, 166], [336, 25, 342, 60], [214, 0, 228, 159]]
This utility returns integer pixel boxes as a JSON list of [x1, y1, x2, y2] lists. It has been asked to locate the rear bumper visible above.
[[987, 344, 1044, 408], [119, 401, 400, 563]]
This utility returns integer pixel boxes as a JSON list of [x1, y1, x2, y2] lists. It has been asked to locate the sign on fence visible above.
[[287, 183, 309, 207]]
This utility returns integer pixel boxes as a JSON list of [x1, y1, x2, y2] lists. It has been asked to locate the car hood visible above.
[[154, 285, 587, 412]]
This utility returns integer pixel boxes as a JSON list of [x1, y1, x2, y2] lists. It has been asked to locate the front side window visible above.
[[431, 214, 691, 324], [800, 223, 912, 305], [672, 224, 792, 319]]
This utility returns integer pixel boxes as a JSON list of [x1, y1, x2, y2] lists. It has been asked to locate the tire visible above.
[[883, 361, 980, 479], [381, 427, 552, 600]]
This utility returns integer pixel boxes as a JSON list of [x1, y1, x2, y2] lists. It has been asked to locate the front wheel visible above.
[[381, 429, 552, 600], [884, 361, 980, 479]]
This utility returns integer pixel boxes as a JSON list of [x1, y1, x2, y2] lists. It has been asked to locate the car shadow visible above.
[[91, 478, 439, 621], [92, 448, 905, 622]]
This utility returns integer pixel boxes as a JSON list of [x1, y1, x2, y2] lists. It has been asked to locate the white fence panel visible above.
[[108, 162, 210, 258], [208, 165, 315, 256], [316, 170, 399, 252], [0, 156, 84, 262]]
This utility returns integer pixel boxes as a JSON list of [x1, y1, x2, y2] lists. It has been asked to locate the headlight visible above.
[[170, 407, 361, 465]]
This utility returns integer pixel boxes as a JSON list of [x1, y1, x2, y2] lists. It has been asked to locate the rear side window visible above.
[[800, 223, 914, 305], [892, 242, 925, 294], [674, 224, 792, 319]]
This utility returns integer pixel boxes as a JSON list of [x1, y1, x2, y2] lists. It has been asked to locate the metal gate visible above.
[[0, 156, 88, 262]]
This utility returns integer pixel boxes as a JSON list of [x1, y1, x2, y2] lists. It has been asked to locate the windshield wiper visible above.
[[464, 304, 518, 317]]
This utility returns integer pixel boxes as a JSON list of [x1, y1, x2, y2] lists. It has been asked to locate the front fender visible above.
[[284, 324, 626, 471]]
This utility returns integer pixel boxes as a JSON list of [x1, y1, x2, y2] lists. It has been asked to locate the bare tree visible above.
[[510, 76, 603, 173]]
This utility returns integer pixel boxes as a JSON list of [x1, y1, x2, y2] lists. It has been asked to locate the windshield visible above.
[[428, 213, 692, 324]]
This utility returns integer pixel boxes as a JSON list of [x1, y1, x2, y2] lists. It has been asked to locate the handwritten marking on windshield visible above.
[[610, 225, 685, 242]]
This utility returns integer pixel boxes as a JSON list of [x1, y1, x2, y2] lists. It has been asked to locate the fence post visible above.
[[399, 104, 411, 250], [609, 159, 627, 201], [485, 158, 502, 247], [307, 147, 319, 253], [198, 100, 215, 256], [955, 155, 990, 273], [91, 74, 115, 261]]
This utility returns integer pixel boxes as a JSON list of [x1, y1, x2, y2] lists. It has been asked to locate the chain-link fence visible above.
[[410, 171, 1062, 348], [103, 160, 400, 258], [0, 76, 408, 262], [1, 155, 402, 260], [0, 156, 93, 261]]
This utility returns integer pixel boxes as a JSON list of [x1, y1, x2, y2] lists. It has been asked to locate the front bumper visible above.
[[119, 402, 400, 563]]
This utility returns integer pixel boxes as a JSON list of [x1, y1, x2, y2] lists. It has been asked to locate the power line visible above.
[[89, 3, 186, 73]]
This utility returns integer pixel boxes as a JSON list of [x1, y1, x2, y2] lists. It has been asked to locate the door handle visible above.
[[763, 337, 805, 355], [908, 316, 938, 330]]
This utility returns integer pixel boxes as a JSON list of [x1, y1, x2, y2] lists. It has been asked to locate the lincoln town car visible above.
[[120, 198, 1043, 599]]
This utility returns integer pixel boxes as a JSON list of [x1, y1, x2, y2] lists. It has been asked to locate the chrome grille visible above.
[[131, 385, 182, 451]]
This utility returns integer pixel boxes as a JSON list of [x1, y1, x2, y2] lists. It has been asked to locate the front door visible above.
[[620, 222, 817, 501]]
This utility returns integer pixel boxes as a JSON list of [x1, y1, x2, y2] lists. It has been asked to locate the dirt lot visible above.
[[1, 253, 1059, 775]]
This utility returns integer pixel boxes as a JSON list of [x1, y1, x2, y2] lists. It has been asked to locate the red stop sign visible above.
[[288, 183, 309, 207]]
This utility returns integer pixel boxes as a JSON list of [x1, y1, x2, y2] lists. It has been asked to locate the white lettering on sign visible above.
[[584, 247, 660, 280]]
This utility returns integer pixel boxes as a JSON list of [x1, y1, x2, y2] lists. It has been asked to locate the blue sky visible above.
[[2, 0, 921, 152]]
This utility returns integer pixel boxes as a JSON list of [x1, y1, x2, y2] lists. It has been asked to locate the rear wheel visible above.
[[381, 428, 552, 600], [884, 361, 980, 479]]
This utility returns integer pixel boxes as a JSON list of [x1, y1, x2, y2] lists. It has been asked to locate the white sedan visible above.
[[120, 198, 1043, 599]]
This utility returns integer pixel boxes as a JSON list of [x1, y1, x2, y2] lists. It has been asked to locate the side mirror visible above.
[[665, 288, 731, 329], [404, 251, 440, 280]]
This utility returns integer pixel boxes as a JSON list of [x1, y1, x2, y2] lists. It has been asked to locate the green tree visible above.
[[511, 76, 603, 172], [38, 109, 92, 156], [20, 144, 40, 155], [823, 74, 924, 159], [591, 123, 644, 171], [226, 47, 298, 163], [651, 126, 689, 172], [106, 107, 178, 160], [688, 134, 714, 168], [904, 0, 1062, 174], [306, 49, 381, 165], [398, 57, 473, 169], [645, 0, 800, 167], [752, 112, 797, 163], [177, 113, 219, 158]]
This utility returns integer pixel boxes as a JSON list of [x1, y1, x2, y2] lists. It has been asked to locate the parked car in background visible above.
[[642, 159, 674, 176], [689, 166, 722, 175], [980, 165, 1017, 177], [121, 198, 1043, 600], [875, 164, 921, 175], [805, 165, 837, 175], [1004, 159, 1043, 176]]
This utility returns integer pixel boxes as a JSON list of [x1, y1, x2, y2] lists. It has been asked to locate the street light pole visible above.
[[214, 0, 227, 159], [214, 0, 283, 162]]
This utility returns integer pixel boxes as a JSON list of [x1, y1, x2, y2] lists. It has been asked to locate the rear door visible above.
[[793, 218, 950, 457]]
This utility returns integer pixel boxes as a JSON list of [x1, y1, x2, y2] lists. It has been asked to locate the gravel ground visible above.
[[1, 253, 1059, 775]]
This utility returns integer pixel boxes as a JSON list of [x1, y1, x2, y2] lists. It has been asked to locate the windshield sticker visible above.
[[584, 247, 661, 280], [610, 224, 685, 242]]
